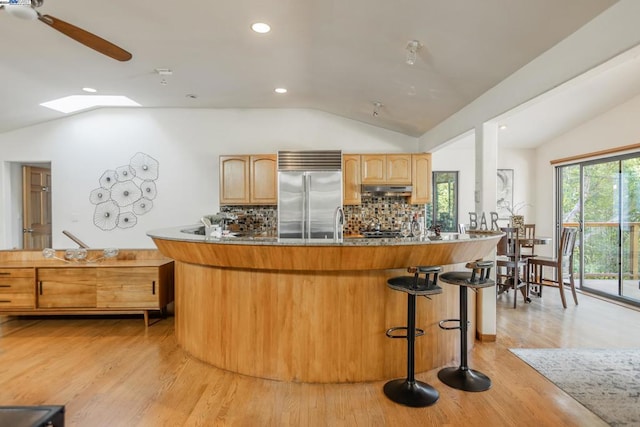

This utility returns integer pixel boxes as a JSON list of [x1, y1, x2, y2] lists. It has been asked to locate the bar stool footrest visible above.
[[385, 326, 425, 339], [383, 378, 439, 407], [437, 366, 491, 392], [438, 318, 469, 330]]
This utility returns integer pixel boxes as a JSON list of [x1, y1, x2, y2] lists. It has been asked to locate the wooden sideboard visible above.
[[0, 249, 174, 326]]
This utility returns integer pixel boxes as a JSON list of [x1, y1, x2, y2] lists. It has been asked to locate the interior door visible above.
[[22, 166, 52, 249]]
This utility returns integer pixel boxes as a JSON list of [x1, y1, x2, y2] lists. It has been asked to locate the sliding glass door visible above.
[[620, 157, 640, 301], [557, 154, 640, 305]]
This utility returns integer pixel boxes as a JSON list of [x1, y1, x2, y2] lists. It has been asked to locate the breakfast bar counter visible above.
[[148, 226, 502, 383]]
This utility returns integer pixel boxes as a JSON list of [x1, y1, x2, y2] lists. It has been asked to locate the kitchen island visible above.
[[148, 227, 502, 383]]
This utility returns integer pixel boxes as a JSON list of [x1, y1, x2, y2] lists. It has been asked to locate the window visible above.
[[432, 171, 458, 232]]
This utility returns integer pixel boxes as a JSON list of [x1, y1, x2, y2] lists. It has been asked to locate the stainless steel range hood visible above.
[[361, 185, 413, 197]]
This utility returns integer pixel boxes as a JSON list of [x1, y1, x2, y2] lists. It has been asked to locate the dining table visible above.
[[519, 236, 552, 247], [499, 235, 552, 302]]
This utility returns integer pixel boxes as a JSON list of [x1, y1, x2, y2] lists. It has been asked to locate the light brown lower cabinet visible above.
[[38, 267, 97, 308], [0, 261, 174, 327], [0, 268, 36, 309]]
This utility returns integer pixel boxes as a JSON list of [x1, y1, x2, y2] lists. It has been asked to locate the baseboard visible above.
[[476, 332, 497, 342]]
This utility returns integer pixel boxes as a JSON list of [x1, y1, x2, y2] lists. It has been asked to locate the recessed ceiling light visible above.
[[499, 124, 508, 130], [251, 22, 271, 33], [274, 87, 287, 94], [82, 87, 97, 93], [40, 95, 140, 114]]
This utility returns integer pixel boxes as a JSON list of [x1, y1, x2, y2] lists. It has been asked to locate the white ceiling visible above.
[[494, 43, 640, 149], [0, 0, 622, 143]]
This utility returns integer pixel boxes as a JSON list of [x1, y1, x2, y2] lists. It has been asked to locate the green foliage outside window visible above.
[[560, 157, 640, 281]]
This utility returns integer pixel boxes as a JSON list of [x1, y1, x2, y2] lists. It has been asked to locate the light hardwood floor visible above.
[[1, 288, 639, 426]]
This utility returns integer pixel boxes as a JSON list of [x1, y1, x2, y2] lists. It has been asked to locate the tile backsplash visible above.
[[220, 205, 277, 236], [221, 197, 428, 236], [344, 196, 427, 234]]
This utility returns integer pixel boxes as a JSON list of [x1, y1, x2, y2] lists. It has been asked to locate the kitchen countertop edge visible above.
[[147, 225, 502, 246]]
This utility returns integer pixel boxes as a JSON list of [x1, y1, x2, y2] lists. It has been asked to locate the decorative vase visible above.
[[510, 215, 525, 237]]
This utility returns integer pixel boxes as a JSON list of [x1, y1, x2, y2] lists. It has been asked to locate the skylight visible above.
[[40, 95, 141, 114]]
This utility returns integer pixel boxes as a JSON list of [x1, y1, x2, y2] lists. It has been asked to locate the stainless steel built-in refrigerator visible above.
[[277, 150, 343, 239]]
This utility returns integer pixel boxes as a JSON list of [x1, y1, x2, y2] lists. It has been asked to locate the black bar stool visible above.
[[384, 265, 442, 407], [437, 260, 495, 392]]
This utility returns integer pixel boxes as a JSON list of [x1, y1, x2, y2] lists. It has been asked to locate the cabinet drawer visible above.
[[0, 278, 34, 294], [0, 293, 35, 309], [0, 268, 35, 279]]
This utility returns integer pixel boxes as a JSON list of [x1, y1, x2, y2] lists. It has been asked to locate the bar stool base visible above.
[[437, 367, 491, 392], [383, 378, 439, 407]]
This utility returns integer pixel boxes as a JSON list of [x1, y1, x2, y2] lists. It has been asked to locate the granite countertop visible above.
[[147, 225, 501, 247]]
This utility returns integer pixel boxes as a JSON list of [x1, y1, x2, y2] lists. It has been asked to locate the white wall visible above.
[[0, 108, 418, 249], [431, 142, 475, 227], [432, 140, 536, 230], [535, 93, 640, 244], [498, 147, 537, 223]]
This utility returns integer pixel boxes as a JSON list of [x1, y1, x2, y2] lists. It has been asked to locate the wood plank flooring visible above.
[[1, 288, 639, 426]]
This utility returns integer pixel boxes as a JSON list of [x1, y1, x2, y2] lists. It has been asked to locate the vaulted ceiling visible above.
[[0, 0, 619, 141]]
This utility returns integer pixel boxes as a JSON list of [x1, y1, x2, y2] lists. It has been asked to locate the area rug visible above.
[[510, 348, 640, 426]]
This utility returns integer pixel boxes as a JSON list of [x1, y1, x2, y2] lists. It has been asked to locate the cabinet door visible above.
[[37, 268, 97, 308], [0, 268, 35, 309], [410, 153, 432, 204], [97, 267, 159, 308], [386, 154, 412, 184], [220, 156, 250, 204], [361, 155, 386, 184], [250, 155, 277, 204], [343, 155, 361, 205]]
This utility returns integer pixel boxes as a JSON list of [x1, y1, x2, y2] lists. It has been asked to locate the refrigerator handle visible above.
[[304, 174, 311, 239], [301, 174, 307, 239]]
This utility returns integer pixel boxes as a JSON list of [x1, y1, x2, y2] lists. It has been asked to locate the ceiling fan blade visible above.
[[38, 14, 132, 62]]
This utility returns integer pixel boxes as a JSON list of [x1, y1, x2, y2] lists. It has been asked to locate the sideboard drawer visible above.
[[0, 292, 35, 308], [0, 268, 35, 279], [0, 278, 35, 294]]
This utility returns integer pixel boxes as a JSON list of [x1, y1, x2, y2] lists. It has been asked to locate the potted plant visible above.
[[506, 202, 530, 237]]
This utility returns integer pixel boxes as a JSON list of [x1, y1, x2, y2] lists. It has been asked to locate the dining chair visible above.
[[526, 227, 578, 308], [496, 227, 529, 308], [520, 224, 537, 259]]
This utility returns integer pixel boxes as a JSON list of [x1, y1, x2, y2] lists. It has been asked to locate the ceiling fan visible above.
[[1, 0, 132, 61]]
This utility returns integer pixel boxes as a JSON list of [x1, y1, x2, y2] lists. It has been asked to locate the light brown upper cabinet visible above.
[[343, 154, 361, 205], [361, 154, 411, 185], [220, 156, 250, 204], [410, 153, 432, 204], [220, 155, 277, 205], [361, 154, 386, 184], [250, 155, 277, 204]]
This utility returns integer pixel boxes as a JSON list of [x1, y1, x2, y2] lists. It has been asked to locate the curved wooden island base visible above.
[[150, 230, 501, 383]]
